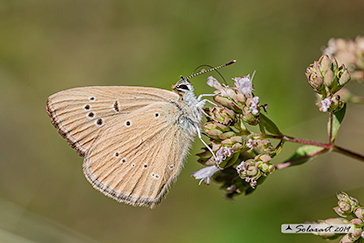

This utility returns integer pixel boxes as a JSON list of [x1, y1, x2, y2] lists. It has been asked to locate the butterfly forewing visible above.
[[46, 86, 176, 156], [83, 103, 192, 207]]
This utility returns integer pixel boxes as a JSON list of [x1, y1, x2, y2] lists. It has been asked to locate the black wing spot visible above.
[[113, 100, 120, 112], [87, 112, 95, 118], [83, 104, 91, 110], [95, 118, 104, 127]]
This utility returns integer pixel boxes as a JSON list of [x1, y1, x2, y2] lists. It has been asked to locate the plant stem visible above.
[[263, 134, 331, 149], [333, 145, 364, 162], [261, 133, 364, 165], [276, 148, 328, 169]]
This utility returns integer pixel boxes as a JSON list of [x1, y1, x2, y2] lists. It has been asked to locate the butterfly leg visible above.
[[197, 93, 218, 103], [197, 98, 223, 124], [196, 127, 218, 163], [203, 98, 219, 107], [199, 107, 218, 123], [196, 98, 222, 165]]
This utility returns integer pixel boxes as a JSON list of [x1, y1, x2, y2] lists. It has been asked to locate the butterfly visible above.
[[46, 61, 235, 208]]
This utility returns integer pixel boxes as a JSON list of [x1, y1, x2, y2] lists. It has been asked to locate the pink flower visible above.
[[216, 147, 233, 164], [233, 72, 255, 98], [207, 76, 235, 97], [320, 97, 332, 112], [192, 165, 220, 185], [247, 96, 260, 115]]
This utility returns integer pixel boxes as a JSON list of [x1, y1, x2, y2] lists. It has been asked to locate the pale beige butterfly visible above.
[[46, 61, 236, 208]]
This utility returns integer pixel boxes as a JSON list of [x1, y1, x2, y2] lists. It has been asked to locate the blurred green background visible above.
[[1, 0, 364, 242]]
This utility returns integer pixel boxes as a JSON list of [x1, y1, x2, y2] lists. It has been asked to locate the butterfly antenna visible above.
[[182, 60, 236, 84]]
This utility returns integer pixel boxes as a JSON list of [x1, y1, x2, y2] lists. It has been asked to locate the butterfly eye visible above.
[[154, 112, 159, 118], [88, 96, 96, 101], [178, 84, 189, 90]]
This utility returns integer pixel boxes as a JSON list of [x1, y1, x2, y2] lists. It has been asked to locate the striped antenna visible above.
[[182, 60, 236, 81]]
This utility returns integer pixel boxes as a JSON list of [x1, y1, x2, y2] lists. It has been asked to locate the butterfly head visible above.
[[172, 76, 195, 96]]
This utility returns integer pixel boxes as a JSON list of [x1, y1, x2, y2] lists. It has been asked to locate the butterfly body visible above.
[[47, 79, 203, 208]]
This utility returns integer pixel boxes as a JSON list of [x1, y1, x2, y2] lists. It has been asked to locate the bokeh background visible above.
[[1, 1, 364, 242]]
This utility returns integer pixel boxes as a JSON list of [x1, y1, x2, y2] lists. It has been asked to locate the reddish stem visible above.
[[333, 145, 364, 161], [263, 134, 332, 149], [276, 148, 328, 169], [264, 112, 364, 169]]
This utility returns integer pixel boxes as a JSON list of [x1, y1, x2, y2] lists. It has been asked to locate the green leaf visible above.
[[269, 140, 285, 159], [219, 152, 240, 168], [330, 103, 346, 143], [280, 145, 324, 167], [259, 113, 282, 135]]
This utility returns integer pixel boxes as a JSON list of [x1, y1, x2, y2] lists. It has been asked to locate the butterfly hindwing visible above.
[[83, 102, 193, 208]]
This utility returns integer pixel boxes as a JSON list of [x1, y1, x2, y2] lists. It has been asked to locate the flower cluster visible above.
[[309, 192, 364, 242], [323, 36, 364, 83], [191, 37, 363, 205], [305, 54, 351, 112], [193, 73, 276, 198], [236, 154, 275, 188]]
